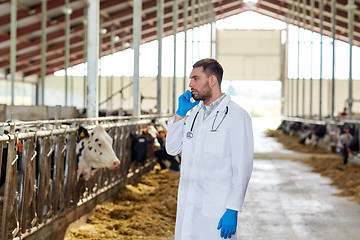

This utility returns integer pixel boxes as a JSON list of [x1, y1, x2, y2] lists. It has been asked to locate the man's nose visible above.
[[189, 79, 193, 88]]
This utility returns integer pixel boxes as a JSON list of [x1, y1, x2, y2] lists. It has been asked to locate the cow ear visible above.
[[78, 126, 89, 139]]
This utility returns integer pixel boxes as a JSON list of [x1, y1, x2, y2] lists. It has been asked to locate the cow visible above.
[[342, 134, 359, 165], [1, 124, 121, 189], [130, 121, 180, 172], [76, 125, 120, 180], [155, 129, 180, 172], [335, 123, 356, 153], [299, 124, 328, 146], [130, 129, 151, 166], [278, 120, 303, 136], [0, 124, 121, 236], [145, 120, 180, 171]]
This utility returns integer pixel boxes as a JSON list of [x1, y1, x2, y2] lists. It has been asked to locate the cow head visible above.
[[76, 125, 120, 180]]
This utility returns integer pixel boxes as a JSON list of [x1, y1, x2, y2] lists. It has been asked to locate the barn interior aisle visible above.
[[237, 118, 360, 240], [2, 0, 360, 238]]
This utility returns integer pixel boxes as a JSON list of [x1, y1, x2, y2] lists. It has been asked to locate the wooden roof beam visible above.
[[0, 0, 80, 27], [6, 0, 183, 67]]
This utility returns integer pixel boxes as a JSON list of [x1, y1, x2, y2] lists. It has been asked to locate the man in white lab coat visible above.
[[166, 58, 254, 240]]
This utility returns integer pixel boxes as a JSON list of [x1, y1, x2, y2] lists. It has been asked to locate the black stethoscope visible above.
[[186, 106, 229, 139]]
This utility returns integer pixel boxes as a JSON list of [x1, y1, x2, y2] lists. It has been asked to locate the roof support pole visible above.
[[120, 32, 125, 116], [157, 0, 164, 115], [209, 1, 215, 58], [110, 25, 115, 112], [64, 0, 71, 106], [22, 76, 25, 105], [210, 21, 215, 58], [99, 18, 103, 107], [172, 0, 178, 113], [290, 0, 295, 117], [331, 0, 336, 122], [191, 0, 195, 65], [183, 0, 188, 93], [87, 0, 100, 118], [310, 0, 314, 118], [83, 6, 88, 109], [35, 79, 39, 105], [319, 0, 324, 121], [283, 6, 289, 117], [302, 0, 306, 117], [347, 0, 355, 119], [282, 23, 289, 117], [206, 0, 210, 53], [40, 0, 47, 105], [70, 67, 74, 105], [296, 0, 300, 117], [329, 0, 337, 148], [10, 0, 16, 105], [133, 0, 142, 117], [168, 76, 171, 113], [198, 0, 201, 59]]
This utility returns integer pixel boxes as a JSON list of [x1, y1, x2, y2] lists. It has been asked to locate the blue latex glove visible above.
[[217, 209, 238, 239], [175, 90, 200, 117]]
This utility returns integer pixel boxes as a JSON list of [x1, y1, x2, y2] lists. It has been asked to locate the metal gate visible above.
[[0, 115, 164, 240]]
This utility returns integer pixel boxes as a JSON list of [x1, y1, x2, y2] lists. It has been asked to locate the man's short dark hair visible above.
[[193, 58, 224, 86]]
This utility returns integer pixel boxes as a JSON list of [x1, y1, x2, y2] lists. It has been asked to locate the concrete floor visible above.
[[238, 158, 360, 240], [167, 118, 360, 240], [238, 118, 360, 240]]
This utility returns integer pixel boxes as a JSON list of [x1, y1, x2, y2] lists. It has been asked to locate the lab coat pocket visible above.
[[202, 182, 230, 218], [205, 131, 226, 155]]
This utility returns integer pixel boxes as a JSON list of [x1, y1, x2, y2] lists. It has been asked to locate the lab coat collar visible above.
[[203, 94, 231, 120]]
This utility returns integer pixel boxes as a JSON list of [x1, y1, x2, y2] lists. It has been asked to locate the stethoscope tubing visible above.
[[187, 106, 229, 139]]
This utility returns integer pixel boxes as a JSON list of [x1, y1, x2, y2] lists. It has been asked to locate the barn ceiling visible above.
[[0, 0, 359, 81]]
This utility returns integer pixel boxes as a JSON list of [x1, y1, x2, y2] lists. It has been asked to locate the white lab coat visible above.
[[166, 95, 254, 240]]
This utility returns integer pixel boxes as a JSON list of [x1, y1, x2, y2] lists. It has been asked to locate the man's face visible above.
[[189, 67, 212, 102]]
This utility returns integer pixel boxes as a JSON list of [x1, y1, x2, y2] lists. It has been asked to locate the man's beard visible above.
[[192, 83, 211, 102]]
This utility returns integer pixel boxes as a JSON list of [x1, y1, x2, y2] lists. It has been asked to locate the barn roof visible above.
[[0, 0, 359, 80]]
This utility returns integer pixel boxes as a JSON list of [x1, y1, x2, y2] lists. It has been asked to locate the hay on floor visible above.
[[65, 165, 179, 240]]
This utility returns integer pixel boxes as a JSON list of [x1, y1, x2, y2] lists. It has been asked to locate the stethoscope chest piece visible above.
[[186, 131, 193, 139]]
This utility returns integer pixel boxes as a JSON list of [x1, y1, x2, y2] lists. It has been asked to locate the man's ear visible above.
[[209, 75, 218, 87], [78, 126, 89, 139]]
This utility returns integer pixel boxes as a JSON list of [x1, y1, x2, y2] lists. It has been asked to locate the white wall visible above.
[[217, 29, 281, 81]]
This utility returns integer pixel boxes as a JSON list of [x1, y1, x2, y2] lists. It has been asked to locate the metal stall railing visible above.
[[0, 115, 167, 240]]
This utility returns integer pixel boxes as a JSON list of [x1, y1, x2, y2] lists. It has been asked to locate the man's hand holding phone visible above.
[[176, 90, 200, 117]]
